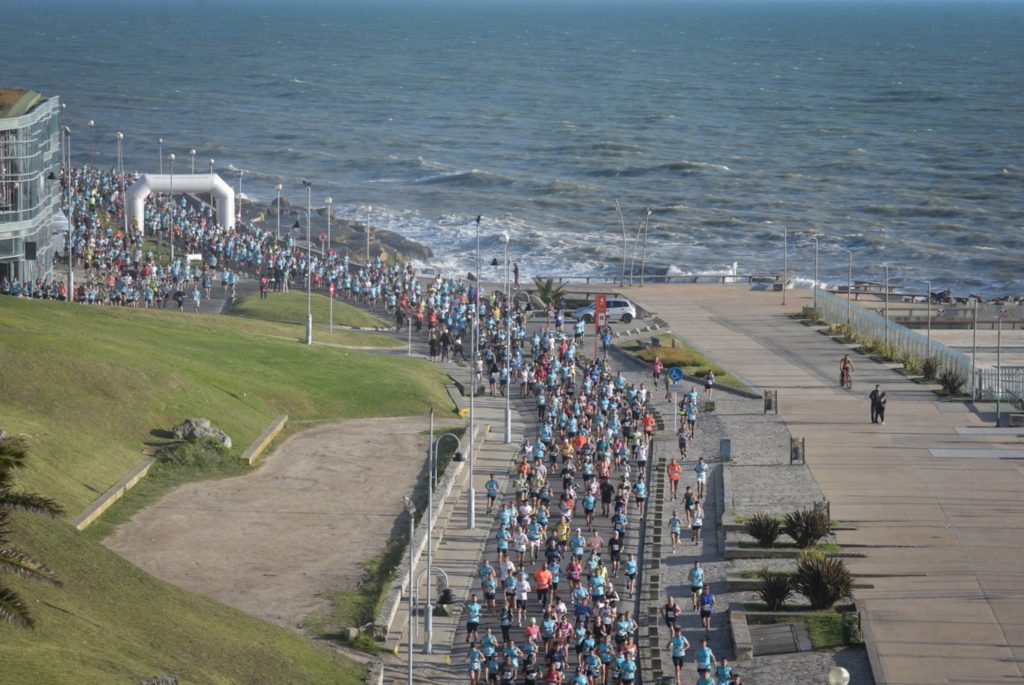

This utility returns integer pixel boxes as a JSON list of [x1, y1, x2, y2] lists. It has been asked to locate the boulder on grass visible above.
[[171, 418, 232, 449]]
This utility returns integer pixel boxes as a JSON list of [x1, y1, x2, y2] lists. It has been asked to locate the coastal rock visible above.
[[374, 228, 434, 261], [139, 677, 179, 685], [171, 418, 232, 449]]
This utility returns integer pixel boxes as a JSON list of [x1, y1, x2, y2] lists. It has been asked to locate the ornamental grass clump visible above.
[[793, 550, 853, 610], [784, 508, 832, 548], [756, 568, 792, 611], [744, 512, 782, 547]]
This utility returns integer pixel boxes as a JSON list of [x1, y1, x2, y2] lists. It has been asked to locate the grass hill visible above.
[[0, 297, 453, 683]]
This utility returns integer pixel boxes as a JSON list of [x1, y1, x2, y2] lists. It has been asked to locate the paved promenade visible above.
[[627, 285, 1024, 685]]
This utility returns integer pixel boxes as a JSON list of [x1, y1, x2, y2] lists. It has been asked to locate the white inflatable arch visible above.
[[127, 173, 235, 234]]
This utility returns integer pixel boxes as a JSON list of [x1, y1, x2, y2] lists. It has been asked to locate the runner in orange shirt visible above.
[[666, 457, 682, 501], [533, 562, 553, 607]]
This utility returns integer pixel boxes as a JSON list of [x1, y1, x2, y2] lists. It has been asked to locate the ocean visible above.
[[5, 0, 1023, 295]]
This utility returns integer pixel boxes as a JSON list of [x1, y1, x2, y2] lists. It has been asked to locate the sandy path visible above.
[[103, 417, 428, 629]]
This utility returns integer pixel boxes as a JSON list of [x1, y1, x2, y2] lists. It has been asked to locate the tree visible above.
[[0, 436, 64, 628], [531, 276, 568, 308]]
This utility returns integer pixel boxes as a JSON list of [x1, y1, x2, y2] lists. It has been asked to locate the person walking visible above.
[[876, 391, 888, 424], [869, 384, 881, 423]]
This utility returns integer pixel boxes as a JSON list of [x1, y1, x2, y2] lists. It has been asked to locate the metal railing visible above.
[[974, 367, 1024, 403], [814, 289, 972, 380]]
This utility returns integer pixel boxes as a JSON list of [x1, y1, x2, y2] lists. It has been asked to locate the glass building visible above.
[[0, 88, 61, 283]]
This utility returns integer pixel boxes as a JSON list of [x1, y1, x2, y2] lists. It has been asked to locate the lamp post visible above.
[[303, 180, 313, 346], [168, 153, 175, 263], [88, 120, 94, 168], [325, 196, 333, 333], [827, 666, 850, 685], [209, 159, 215, 175], [190, 149, 196, 174], [402, 495, 416, 685], [237, 170, 244, 224], [884, 264, 890, 347], [971, 300, 978, 399], [61, 124, 71, 298], [500, 231, 512, 443], [365, 204, 372, 267], [996, 308, 1005, 427], [116, 132, 126, 236], [209, 159, 216, 212], [615, 201, 628, 286], [782, 225, 788, 305], [639, 207, 651, 287], [427, 424, 464, 654], [468, 214, 482, 530], [926, 280, 932, 358], [847, 250, 853, 326], [811, 236, 819, 309], [275, 183, 283, 240], [158, 138, 163, 174]]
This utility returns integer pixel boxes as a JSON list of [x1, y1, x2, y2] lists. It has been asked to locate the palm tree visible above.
[[531, 276, 568, 308], [0, 436, 63, 628]]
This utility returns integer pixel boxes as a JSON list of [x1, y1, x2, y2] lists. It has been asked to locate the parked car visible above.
[[572, 297, 637, 324]]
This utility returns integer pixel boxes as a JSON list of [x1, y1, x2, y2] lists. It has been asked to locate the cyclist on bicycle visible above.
[[839, 354, 855, 387]]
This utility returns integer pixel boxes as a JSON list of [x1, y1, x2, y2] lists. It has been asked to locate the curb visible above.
[[239, 415, 288, 465], [72, 456, 156, 531]]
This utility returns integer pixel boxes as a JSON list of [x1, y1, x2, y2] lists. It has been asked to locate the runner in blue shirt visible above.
[[715, 657, 734, 685], [485, 474, 500, 513], [695, 637, 716, 677], [667, 626, 691, 685]]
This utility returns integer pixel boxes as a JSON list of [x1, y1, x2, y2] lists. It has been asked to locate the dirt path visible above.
[[103, 417, 428, 630]]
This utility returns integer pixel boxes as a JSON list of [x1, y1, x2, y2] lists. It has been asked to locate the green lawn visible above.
[[0, 297, 454, 682], [0, 297, 450, 515], [1, 514, 363, 685], [232, 291, 390, 330], [615, 333, 755, 394]]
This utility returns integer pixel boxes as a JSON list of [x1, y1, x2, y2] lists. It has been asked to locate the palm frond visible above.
[[0, 546, 62, 586], [0, 587, 34, 628], [0, 491, 64, 518], [0, 437, 29, 471]]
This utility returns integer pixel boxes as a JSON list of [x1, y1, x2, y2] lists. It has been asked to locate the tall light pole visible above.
[[325, 196, 333, 333], [190, 149, 196, 174], [971, 299, 979, 399], [884, 264, 890, 347], [427, 427, 462, 655], [811, 236, 819, 309], [158, 138, 163, 174], [468, 214, 482, 530], [168, 153, 175, 263], [500, 231, 512, 443], [402, 496, 416, 685], [61, 125, 72, 298], [782, 225, 788, 305], [847, 250, 853, 326], [88, 120, 94, 168], [209, 160, 216, 213], [926, 280, 932, 358], [303, 180, 313, 346], [996, 308, 1005, 427], [615, 200, 628, 286], [237, 170, 244, 224], [209, 159, 215, 175], [275, 183, 283, 240], [639, 207, 651, 287], [116, 132, 126, 236], [365, 204, 372, 267]]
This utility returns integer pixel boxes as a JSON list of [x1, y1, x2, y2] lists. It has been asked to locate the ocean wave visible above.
[[413, 169, 518, 188], [861, 204, 964, 219], [589, 160, 731, 178]]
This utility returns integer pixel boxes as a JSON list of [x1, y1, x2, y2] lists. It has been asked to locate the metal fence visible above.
[[814, 289, 972, 381], [975, 367, 1024, 403]]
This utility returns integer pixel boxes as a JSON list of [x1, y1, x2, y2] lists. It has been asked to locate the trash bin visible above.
[[720, 438, 732, 461]]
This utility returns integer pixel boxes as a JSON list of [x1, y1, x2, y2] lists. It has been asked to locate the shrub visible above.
[[921, 357, 939, 382], [899, 350, 920, 374], [744, 513, 782, 547], [793, 550, 853, 610], [938, 368, 966, 395], [784, 508, 832, 548], [158, 438, 229, 468], [756, 569, 792, 611]]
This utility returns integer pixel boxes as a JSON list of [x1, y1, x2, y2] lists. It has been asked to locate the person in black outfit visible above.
[[869, 384, 881, 423]]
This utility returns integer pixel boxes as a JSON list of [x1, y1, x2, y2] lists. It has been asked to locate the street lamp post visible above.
[[782, 225, 788, 305], [996, 308, 1005, 427], [61, 125, 72, 298], [237, 170, 244, 224], [208, 159, 216, 211], [971, 300, 979, 399], [116, 132, 126, 236], [365, 205, 372, 267], [275, 183, 283, 240], [168, 153, 175, 263], [884, 264, 890, 347], [427, 426, 463, 655], [639, 207, 651, 287], [402, 496, 416, 685], [500, 231, 512, 443], [303, 180, 313, 346], [847, 251, 853, 326], [926, 280, 932, 358], [190, 149, 196, 174], [827, 666, 850, 685], [158, 138, 163, 174], [88, 120, 94, 168], [468, 214, 482, 530], [325, 196, 333, 333], [615, 201, 628, 286]]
